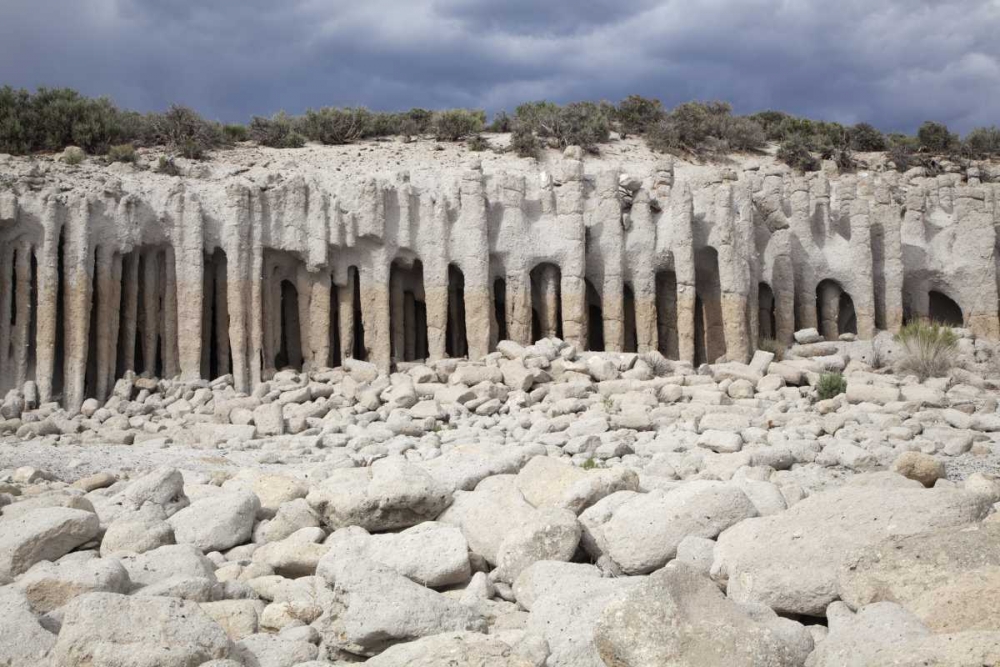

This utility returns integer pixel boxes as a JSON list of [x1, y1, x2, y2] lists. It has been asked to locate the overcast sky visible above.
[[2, 0, 998, 134]]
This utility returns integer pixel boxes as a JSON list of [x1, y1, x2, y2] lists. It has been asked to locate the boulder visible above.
[[199, 599, 265, 641], [515, 455, 639, 514], [890, 451, 945, 487], [583, 482, 757, 575], [307, 457, 452, 531], [119, 467, 189, 516], [839, 522, 1000, 632], [50, 592, 233, 666], [314, 557, 486, 657], [0, 507, 100, 583], [322, 522, 470, 587], [806, 601, 1000, 667], [712, 486, 991, 616], [15, 554, 131, 613], [0, 587, 57, 667], [121, 543, 217, 588], [234, 633, 318, 667], [101, 506, 175, 556], [594, 562, 812, 666], [438, 474, 537, 564], [363, 631, 534, 666], [168, 490, 260, 552], [494, 507, 581, 583]]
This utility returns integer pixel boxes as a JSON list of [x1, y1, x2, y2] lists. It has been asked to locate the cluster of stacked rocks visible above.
[[2, 330, 1000, 666]]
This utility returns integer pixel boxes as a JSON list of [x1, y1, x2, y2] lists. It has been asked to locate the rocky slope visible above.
[[2, 329, 1000, 666]]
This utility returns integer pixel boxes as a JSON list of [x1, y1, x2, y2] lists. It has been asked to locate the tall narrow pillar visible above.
[[361, 263, 391, 373], [538, 265, 560, 339], [12, 242, 32, 388], [507, 270, 532, 345], [338, 270, 355, 362], [404, 291, 417, 361], [307, 270, 331, 369], [390, 268, 405, 361], [602, 275, 624, 352], [93, 245, 117, 400], [140, 250, 160, 377], [818, 281, 842, 341], [633, 276, 658, 353], [162, 247, 180, 379], [0, 243, 13, 391], [120, 252, 140, 372], [214, 256, 230, 376], [35, 201, 60, 403]]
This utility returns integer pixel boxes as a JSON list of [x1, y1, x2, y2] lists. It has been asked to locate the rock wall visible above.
[[1, 154, 998, 411]]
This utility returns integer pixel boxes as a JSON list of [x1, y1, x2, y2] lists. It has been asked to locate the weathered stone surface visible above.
[[494, 507, 581, 583], [51, 592, 233, 666], [15, 554, 131, 612], [712, 486, 991, 615], [839, 522, 1000, 632], [0, 587, 57, 667], [584, 482, 756, 574], [363, 631, 534, 667], [168, 490, 260, 552], [594, 562, 812, 666], [307, 457, 452, 531], [438, 474, 537, 564], [314, 557, 486, 657], [0, 507, 100, 583], [515, 455, 639, 514]]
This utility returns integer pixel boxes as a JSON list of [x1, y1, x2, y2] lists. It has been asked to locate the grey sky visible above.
[[1, 0, 998, 133]]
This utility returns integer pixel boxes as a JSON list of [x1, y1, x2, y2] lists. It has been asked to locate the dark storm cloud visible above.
[[1, 0, 998, 133]]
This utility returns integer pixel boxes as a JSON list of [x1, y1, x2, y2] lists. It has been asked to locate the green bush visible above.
[[249, 113, 305, 148], [849, 123, 887, 151], [646, 118, 682, 153], [895, 321, 958, 379], [513, 101, 611, 152], [466, 135, 489, 152], [962, 126, 1000, 158], [777, 135, 820, 172], [61, 146, 85, 165], [488, 110, 512, 133], [749, 110, 793, 141], [816, 372, 847, 400], [0, 86, 129, 155], [156, 156, 180, 176], [917, 121, 956, 152], [223, 124, 249, 142], [431, 109, 485, 141], [645, 101, 764, 155], [107, 143, 136, 163], [581, 458, 597, 470], [510, 125, 540, 158], [887, 140, 915, 172], [153, 105, 223, 159], [300, 107, 369, 144], [615, 95, 664, 138]]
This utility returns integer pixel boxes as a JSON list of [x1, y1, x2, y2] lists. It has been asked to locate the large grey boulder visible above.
[[168, 490, 260, 552], [594, 562, 812, 666], [0, 587, 57, 667], [806, 601, 1000, 667], [119, 467, 189, 516], [15, 553, 131, 612], [438, 474, 537, 564], [0, 507, 100, 583], [420, 442, 535, 491], [712, 486, 991, 616], [322, 522, 471, 587], [100, 505, 175, 556], [363, 632, 535, 666], [515, 455, 639, 514], [839, 521, 1000, 632], [234, 633, 318, 667], [121, 543, 217, 588], [314, 555, 487, 657], [50, 592, 233, 666], [523, 570, 643, 667], [494, 507, 581, 583], [583, 481, 757, 575], [307, 457, 452, 531]]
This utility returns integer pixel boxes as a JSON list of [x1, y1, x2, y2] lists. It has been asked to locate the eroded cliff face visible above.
[[1, 142, 997, 411]]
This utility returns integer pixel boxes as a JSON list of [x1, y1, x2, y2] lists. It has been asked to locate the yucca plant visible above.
[[895, 320, 958, 379]]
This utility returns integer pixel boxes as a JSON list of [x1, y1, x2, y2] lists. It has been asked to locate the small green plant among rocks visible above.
[[61, 146, 85, 165], [466, 135, 489, 152], [106, 143, 136, 163], [817, 372, 847, 400], [156, 156, 180, 176], [895, 321, 958, 379], [582, 458, 597, 470]]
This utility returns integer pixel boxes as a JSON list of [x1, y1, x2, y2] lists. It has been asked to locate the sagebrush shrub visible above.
[[153, 105, 223, 159], [300, 107, 369, 145], [488, 110, 512, 133], [107, 143, 136, 163], [615, 95, 664, 138], [849, 123, 887, 152], [466, 135, 489, 152], [432, 109, 485, 141], [511, 126, 540, 157], [817, 373, 847, 400], [777, 135, 820, 172], [895, 321, 958, 379], [249, 113, 305, 148], [962, 126, 1000, 158], [61, 146, 85, 165], [223, 124, 249, 143], [917, 121, 956, 152], [156, 156, 180, 176]]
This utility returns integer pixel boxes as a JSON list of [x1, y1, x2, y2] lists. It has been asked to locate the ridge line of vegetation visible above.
[[1, 87, 998, 173]]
